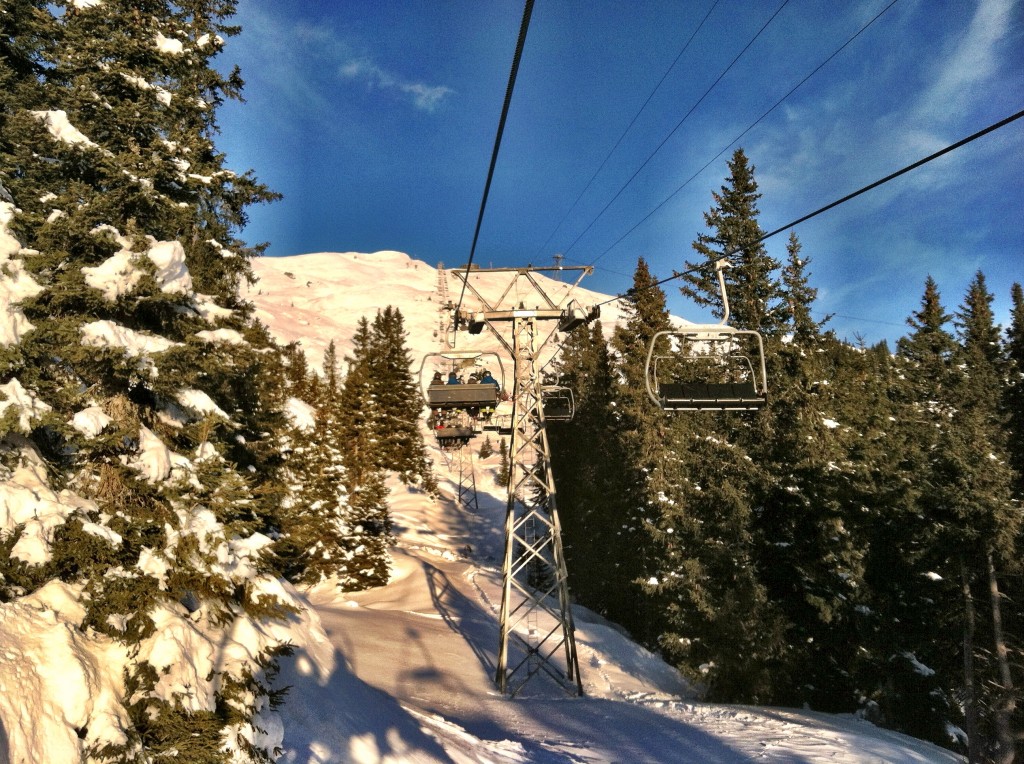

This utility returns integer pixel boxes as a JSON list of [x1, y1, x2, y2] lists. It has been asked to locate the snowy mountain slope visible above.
[[243, 250, 627, 372], [249, 252, 966, 764]]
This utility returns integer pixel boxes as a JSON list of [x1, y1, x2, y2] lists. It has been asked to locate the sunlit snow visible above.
[[154, 31, 184, 55], [81, 319, 179, 358], [30, 109, 97, 147], [0, 202, 44, 345], [70, 405, 114, 438]]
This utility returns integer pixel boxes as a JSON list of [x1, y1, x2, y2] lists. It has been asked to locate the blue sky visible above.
[[216, 0, 1023, 345]]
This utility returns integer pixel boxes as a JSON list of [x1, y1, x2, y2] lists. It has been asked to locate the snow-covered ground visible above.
[[272, 468, 963, 763], [248, 252, 964, 763]]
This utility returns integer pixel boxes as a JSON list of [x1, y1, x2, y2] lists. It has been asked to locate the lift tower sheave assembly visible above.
[[451, 266, 596, 697]]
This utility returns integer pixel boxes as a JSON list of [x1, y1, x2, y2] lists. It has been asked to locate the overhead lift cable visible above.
[[558, 0, 792, 261], [533, 0, 722, 262], [589, 0, 901, 267], [453, 0, 535, 334], [591, 106, 1024, 310]]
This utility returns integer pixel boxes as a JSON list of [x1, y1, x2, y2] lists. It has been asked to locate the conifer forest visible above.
[[0, 2, 1021, 763]]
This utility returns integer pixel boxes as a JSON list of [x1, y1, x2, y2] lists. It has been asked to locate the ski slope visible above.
[[251, 251, 965, 764], [272, 469, 963, 763]]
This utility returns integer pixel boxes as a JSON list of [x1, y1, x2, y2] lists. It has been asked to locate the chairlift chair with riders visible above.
[[420, 350, 506, 418], [428, 408, 478, 449], [645, 258, 768, 412]]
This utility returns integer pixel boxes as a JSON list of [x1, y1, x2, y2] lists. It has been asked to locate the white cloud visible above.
[[341, 58, 454, 112], [917, 0, 1015, 123]]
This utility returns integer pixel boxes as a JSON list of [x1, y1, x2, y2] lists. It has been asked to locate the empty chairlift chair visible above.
[[644, 259, 768, 412], [540, 384, 575, 422]]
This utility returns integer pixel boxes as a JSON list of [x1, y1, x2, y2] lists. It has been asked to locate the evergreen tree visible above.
[[0, 4, 291, 760], [337, 319, 392, 589], [780, 231, 829, 342], [642, 154, 787, 701], [751, 233, 868, 710], [368, 306, 434, 488], [478, 435, 494, 459], [876, 277, 965, 746], [1005, 283, 1024, 498], [276, 342, 354, 585], [548, 320, 629, 618], [496, 437, 510, 488], [949, 273, 1020, 761], [610, 258, 674, 641], [682, 148, 785, 336]]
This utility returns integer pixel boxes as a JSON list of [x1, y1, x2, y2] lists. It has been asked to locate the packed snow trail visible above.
[[271, 462, 964, 763]]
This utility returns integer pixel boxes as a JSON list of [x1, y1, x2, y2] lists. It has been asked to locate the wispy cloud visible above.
[[340, 59, 454, 112], [917, 0, 1015, 123]]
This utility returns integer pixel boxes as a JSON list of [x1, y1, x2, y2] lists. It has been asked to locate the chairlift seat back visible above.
[[427, 383, 500, 409]]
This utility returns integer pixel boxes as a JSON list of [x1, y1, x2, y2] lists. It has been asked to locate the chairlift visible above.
[[645, 259, 767, 412], [481, 413, 513, 436], [428, 409, 478, 449], [540, 384, 575, 422], [419, 351, 506, 411]]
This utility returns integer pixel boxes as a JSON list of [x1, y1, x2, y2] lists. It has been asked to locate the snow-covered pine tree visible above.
[[478, 435, 494, 459], [338, 319, 392, 589], [1005, 283, 1024, 498], [610, 258, 675, 643], [0, 3, 295, 760], [877, 277, 964, 746], [275, 341, 355, 585], [640, 155, 787, 702], [496, 437, 510, 488]]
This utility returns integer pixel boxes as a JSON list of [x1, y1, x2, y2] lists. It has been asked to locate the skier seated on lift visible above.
[[467, 372, 480, 384], [446, 371, 461, 384], [430, 371, 444, 386], [480, 370, 499, 392]]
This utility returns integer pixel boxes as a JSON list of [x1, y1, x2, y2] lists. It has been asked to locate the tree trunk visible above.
[[961, 558, 978, 763], [987, 550, 1016, 764]]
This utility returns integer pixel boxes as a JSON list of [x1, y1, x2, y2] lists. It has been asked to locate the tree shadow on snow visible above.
[[423, 561, 498, 677], [489, 697, 818, 764], [276, 640, 454, 763]]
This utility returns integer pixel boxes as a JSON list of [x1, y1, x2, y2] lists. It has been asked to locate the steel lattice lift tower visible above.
[[452, 265, 597, 697]]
